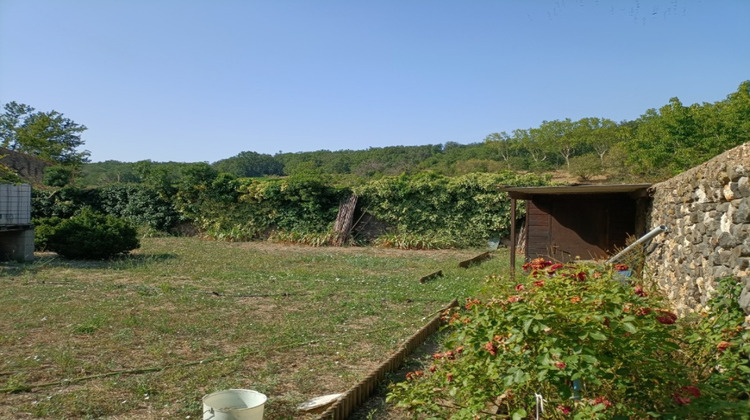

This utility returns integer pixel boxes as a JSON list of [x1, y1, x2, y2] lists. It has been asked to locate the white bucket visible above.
[[202, 389, 267, 420]]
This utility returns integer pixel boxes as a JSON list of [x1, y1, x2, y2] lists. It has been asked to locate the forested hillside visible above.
[[78, 81, 750, 187]]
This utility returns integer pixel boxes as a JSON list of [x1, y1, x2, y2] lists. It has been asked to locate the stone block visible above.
[[718, 232, 741, 249], [733, 200, 749, 223], [738, 176, 750, 197]]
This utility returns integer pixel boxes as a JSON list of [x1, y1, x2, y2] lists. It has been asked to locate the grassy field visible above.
[[0, 237, 514, 419]]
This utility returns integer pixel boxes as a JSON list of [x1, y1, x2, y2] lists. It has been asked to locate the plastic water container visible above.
[[202, 389, 266, 420]]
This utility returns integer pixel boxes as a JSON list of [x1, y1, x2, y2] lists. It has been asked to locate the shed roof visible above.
[[502, 183, 652, 200]]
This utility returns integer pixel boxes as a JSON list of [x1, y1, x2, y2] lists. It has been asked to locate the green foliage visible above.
[[627, 81, 750, 179], [98, 184, 180, 231], [212, 151, 284, 177], [1, 101, 89, 166], [33, 185, 179, 232], [356, 171, 549, 247], [77, 160, 140, 187], [43, 166, 73, 187], [33, 216, 65, 251], [45, 208, 140, 259], [388, 261, 750, 419], [32, 186, 100, 219], [568, 154, 603, 181], [372, 231, 460, 250]]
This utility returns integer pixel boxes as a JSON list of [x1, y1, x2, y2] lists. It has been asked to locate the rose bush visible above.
[[388, 260, 750, 419]]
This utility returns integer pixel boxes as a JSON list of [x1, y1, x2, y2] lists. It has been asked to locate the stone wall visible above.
[[0, 147, 51, 185], [645, 142, 749, 316]]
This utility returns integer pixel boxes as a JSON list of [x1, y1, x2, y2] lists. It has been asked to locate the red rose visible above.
[[656, 310, 677, 325], [717, 341, 731, 351], [591, 396, 612, 409], [554, 361, 566, 369], [557, 405, 572, 415], [485, 341, 498, 356]]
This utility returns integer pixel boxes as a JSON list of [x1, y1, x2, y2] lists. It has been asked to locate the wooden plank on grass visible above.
[[458, 251, 491, 268], [419, 270, 443, 283]]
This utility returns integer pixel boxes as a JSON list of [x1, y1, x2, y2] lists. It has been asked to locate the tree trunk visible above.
[[333, 195, 358, 246]]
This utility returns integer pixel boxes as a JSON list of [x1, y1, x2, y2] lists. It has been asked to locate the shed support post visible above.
[[510, 198, 516, 281]]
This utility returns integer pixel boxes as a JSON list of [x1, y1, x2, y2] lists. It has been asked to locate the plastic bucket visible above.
[[202, 389, 266, 420]]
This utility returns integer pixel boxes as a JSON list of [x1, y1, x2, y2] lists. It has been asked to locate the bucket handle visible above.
[[203, 407, 215, 419]]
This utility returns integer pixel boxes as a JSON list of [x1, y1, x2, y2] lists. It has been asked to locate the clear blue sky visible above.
[[1, 0, 748, 163]]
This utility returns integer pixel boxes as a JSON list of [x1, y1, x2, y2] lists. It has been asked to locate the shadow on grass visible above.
[[0, 252, 177, 276]]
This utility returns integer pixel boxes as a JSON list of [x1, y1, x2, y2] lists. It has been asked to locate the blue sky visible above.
[[1, 0, 748, 163]]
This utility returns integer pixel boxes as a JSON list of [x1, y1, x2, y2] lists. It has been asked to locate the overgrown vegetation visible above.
[[388, 260, 750, 419]]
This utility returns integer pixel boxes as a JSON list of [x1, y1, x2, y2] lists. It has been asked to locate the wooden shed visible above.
[[503, 184, 652, 270]]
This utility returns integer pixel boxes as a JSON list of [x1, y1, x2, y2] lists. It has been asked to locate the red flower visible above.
[[554, 361, 566, 369], [444, 350, 455, 360], [446, 372, 454, 382], [614, 263, 629, 271], [547, 263, 564, 274], [455, 346, 464, 354], [557, 405, 572, 415], [635, 306, 652, 316], [591, 396, 612, 409], [717, 341, 731, 352], [656, 310, 677, 325], [465, 297, 481, 309], [570, 296, 582, 304], [634, 285, 648, 297], [523, 258, 553, 272], [672, 386, 700, 405], [515, 283, 524, 292], [575, 271, 587, 281], [533, 280, 545, 287], [507, 295, 523, 303], [682, 386, 700, 398], [485, 341, 498, 356], [405, 370, 424, 380], [429, 364, 436, 372]]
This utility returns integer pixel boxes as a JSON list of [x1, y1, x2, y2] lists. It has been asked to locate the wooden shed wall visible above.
[[526, 193, 637, 262]]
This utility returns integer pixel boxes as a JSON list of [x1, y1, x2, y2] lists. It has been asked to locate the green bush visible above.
[[33, 216, 65, 251], [98, 184, 180, 232], [45, 209, 140, 259]]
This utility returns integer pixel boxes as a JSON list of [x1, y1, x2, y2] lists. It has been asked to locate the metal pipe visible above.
[[607, 225, 668, 264]]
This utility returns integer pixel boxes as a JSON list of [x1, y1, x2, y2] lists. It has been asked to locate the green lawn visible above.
[[0, 237, 513, 419]]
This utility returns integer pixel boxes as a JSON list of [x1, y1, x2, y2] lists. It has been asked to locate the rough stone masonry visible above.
[[645, 142, 749, 320]]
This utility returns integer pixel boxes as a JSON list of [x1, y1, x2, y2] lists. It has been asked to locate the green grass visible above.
[[0, 237, 515, 419]]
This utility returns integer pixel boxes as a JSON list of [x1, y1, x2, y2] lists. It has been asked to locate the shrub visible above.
[[45, 209, 140, 259], [98, 184, 180, 232], [43, 166, 74, 187], [32, 216, 65, 251], [388, 260, 750, 419]]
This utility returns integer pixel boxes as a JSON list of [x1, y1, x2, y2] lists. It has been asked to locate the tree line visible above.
[[61, 81, 749, 187]]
